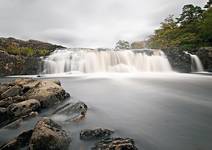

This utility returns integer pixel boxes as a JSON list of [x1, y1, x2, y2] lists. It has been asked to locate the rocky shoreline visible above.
[[0, 50, 42, 76], [163, 47, 212, 73], [0, 79, 138, 150]]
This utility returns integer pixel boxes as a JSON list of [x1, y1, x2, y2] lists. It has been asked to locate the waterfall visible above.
[[184, 51, 204, 72], [42, 49, 172, 74]]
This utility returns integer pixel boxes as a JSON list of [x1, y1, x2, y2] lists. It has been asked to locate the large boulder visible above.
[[7, 99, 40, 117], [80, 128, 114, 140], [92, 137, 138, 150], [24, 80, 69, 108], [29, 117, 71, 150], [0, 79, 70, 128]]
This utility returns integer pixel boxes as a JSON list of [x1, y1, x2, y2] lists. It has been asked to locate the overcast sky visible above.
[[0, 0, 207, 48]]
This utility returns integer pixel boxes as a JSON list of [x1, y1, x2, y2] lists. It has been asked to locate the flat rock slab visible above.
[[80, 128, 114, 140], [52, 101, 87, 122], [92, 137, 138, 150]]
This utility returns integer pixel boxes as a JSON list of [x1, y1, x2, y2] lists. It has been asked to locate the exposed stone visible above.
[[50, 80, 61, 86], [0, 96, 26, 108], [0, 84, 10, 95], [24, 80, 69, 108], [196, 47, 212, 72], [80, 128, 114, 140], [1, 85, 22, 99], [52, 101, 87, 122], [7, 99, 40, 117], [0, 79, 70, 129], [0, 130, 33, 150], [0, 50, 42, 76], [163, 48, 191, 73], [92, 137, 138, 150], [29, 117, 71, 150]]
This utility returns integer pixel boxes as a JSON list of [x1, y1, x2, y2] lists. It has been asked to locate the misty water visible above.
[[0, 73, 212, 150]]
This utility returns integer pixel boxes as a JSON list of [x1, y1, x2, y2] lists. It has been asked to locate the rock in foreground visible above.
[[29, 117, 71, 150], [52, 101, 87, 122], [0, 118, 71, 150], [0, 79, 70, 128], [80, 128, 114, 140], [92, 137, 138, 150]]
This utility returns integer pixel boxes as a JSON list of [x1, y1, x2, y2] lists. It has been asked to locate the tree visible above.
[[115, 40, 130, 49], [176, 4, 203, 26], [146, 15, 179, 49], [199, 8, 212, 45], [204, 0, 212, 9], [131, 41, 145, 49]]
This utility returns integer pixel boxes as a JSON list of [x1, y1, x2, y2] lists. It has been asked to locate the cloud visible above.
[[0, 0, 208, 48]]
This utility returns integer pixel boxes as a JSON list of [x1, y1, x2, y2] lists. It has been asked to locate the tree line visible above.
[[147, 0, 212, 50], [115, 1, 212, 50]]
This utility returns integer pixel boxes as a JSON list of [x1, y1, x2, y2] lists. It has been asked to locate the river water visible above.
[[0, 73, 212, 150]]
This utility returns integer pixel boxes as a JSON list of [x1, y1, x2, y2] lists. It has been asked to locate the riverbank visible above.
[[0, 78, 139, 149]]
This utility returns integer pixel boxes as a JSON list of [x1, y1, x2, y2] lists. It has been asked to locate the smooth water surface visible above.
[[0, 73, 212, 150]]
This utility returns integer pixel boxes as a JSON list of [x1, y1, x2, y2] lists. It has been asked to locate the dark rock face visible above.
[[92, 137, 138, 150], [52, 101, 87, 122], [196, 47, 212, 72], [163, 47, 212, 73], [0, 79, 70, 128], [80, 128, 114, 140], [0, 130, 33, 150], [29, 118, 71, 150], [0, 118, 71, 150], [163, 48, 191, 73], [0, 50, 42, 76]]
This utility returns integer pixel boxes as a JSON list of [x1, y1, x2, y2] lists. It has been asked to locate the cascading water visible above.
[[42, 49, 172, 74], [184, 51, 204, 72]]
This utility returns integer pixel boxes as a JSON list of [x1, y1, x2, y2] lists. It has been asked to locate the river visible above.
[[0, 73, 212, 150]]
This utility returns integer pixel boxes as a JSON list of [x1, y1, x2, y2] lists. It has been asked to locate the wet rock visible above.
[[0, 96, 25, 108], [3, 112, 38, 129], [0, 79, 70, 129], [163, 48, 191, 73], [0, 130, 33, 150], [0, 107, 7, 122], [80, 128, 114, 140], [52, 101, 87, 122], [24, 80, 69, 108], [92, 137, 138, 150], [7, 99, 40, 117], [50, 80, 61, 86], [0, 84, 10, 95], [1, 85, 22, 99], [22, 111, 39, 120], [29, 117, 71, 150]]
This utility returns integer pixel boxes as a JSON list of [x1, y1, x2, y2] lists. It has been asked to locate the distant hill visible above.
[[0, 37, 65, 57]]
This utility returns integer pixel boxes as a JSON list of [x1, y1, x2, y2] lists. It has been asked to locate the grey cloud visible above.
[[0, 0, 208, 48]]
